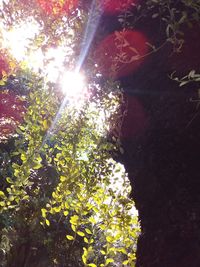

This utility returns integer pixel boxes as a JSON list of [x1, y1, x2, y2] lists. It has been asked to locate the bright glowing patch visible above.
[[61, 71, 86, 99], [1, 18, 40, 62]]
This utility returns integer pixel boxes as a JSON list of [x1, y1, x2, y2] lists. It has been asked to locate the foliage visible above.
[[0, 67, 140, 266], [118, 0, 200, 53], [171, 70, 200, 87], [0, 1, 140, 266]]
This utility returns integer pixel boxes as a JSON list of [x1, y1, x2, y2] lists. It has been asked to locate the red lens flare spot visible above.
[[37, 0, 78, 15], [0, 53, 9, 79], [0, 91, 26, 139], [94, 30, 149, 79], [102, 0, 138, 14], [121, 96, 148, 140]]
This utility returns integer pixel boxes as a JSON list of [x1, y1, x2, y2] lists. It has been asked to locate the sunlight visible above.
[[44, 46, 66, 82], [0, 0, 9, 9], [61, 71, 86, 99], [1, 18, 41, 62], [0, 17, 75, 78]]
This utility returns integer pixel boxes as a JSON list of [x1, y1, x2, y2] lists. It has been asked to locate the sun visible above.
[[61, 71, 87, 99]]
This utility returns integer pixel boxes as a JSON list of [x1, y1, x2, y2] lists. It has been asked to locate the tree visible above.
[[0, 1, 140, 266]]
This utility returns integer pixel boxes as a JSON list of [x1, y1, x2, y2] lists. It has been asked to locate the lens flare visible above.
[[102, 0, 138, 14], [94, 30, 149, 78]]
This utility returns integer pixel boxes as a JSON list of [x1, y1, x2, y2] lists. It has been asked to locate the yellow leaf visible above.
[[41, 208, 47, 218], [71, 224, 76, 232], [123, 260, 129, 265], [85, 228, 92, 235], [118, 248, 127, 254], [105, 258, 114, 265], [106, 236, 113, 243], [65, 190, 71, 195], [77, 231, 85, 237], [0, 80, 5, 85], [43, 120, 48, 130], [52, 192, 57, 198], [64, 210, 69, 216], [82, 247, 88, 264], [0, 191, 5, 198], [45, 219, 50, 226], [70, 215, 79, 225], [84, 237, 89, 243], [65, 202, 69, 209], [66, 235, 74, 240], [53, 206, 61, 213], [60, 176, 66, 182], [20, 153, 26, 162], [89, 216, 96, 224]]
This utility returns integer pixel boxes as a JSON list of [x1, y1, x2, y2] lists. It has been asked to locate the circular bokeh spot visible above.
[[102, 0, 138, 14], [0, 91, 26, 140], [94, 30, 149, 79], [37, 0, 78, 15]]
